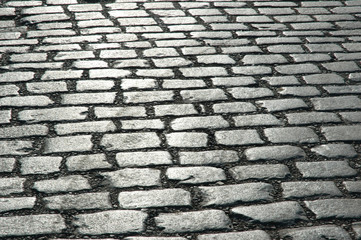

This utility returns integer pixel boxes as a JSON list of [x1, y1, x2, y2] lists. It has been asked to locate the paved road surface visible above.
[[0, 0, 361, 239]]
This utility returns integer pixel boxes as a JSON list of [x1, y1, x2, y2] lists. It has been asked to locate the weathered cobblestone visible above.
[[1, 0, 361, 237], [155, 210, 231, 233], [33, 175, 91, 193], [231, 201, 307, 223], [296, 161, 357, 178], [101, 168, 161, 188], [282, 181, 342, 199], [305, 199, 361, 219], [0, 214, 66, 237], [73, 210, 147, 235], [198, 183, 273, 206], [279, 225, 351, 240], [0, 197, 36, 213], [116, 151, 172, 167], [230, 164, 290, 181], [245, 145, 305, 161], [20, 156, 61, 175], [197, 230, 271, 240], [44, 192, 112, 210], [66, 154, 112, 171], [166, 167, 226, 184], [118, 189, 191, 209], [101, 132, 161, 150]]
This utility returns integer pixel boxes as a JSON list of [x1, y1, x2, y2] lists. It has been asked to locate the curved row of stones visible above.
[[1, 0, 361, 239]]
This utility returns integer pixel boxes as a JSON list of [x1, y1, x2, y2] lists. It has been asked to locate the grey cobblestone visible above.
[[166, 167, 226, 184], [0, 197, 36, 213], [265, 127, 319, 144], [44, 135, 93, 153], [197, 230, 271, 240], [44, 192, 111, 210], [73, 210, 147, 235], [343, 181, 361, 193], [279, 225, 351, 240], [0, 158, 15, 172], [215, 130, 264, 146], [101, 168, 161, 188], [20, 156, 61, 175], [116, 151, 172, 167], [231, 201, 307, 223], [155, 210, 231, 233], [101, 132, 161, 150], [322, 125, 361, 141], [198, 183, 273, 207], [33, 175, 91, 193], [245, 145, 305, 161], [230, 164, 290, 181], [233, 114, 282, 127], [296, 161, 357, 178], [0, 177, 25, 195], [118, 189, 191, 209], [0, 214, 65, 237], [66, 154, 112, 171], [179, 150, 238, 165], [0, 140, 34, 156], [305, 199, 361, 219], [18, 107, 88, 123], [311, 144, 357, 158], [282, 181, 342, 199]]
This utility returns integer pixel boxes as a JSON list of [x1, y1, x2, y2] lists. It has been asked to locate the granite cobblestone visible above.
[[0, 0, 360, 238]]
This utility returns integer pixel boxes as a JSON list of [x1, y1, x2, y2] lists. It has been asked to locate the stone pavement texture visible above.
[[0, 0, 361, 239]]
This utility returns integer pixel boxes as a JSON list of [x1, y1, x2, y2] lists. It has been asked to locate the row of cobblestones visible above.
[[1, 0, 361, 239]]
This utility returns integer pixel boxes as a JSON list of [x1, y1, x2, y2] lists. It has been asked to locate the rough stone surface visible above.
[[245, 145, 306, 161], [155, 210, 231, 233], [305, 199, 361, 219], [101, 168, 161, 188], [279, 225, 352, 240], [231, 201, 307, 223], [73, 210, 147, 235], [44, 193, 112, 210]]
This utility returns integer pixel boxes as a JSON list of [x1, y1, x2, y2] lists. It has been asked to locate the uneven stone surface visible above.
[[155, 210, 231, 233], [1, 0, 361, 238]]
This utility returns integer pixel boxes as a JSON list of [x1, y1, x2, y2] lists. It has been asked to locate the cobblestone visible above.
[[0, 214, 65, 237], [73, 210, 147, 235], [155, 210, 231, 233], [1, 0, 361, 238], [230, 164, 290, 181], [118, 189, 191, 209], [198, 183, 273, 207], [231, 201, 307, 223]]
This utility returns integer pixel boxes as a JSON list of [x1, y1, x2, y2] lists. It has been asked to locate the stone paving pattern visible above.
[[0, 0, 361, 239]]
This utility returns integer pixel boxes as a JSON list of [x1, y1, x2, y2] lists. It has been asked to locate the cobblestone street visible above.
[[1, 0, 361, 239]]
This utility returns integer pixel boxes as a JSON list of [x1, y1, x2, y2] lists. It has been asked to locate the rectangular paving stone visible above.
[[124, 91, 174, 103], [166, 167, 226, 184], [227, 87, 274, 99], [154, 104, 197, 116], [282, 181, 342, 199], [101, 133, 161, 150], [44, 135, 93, 153], [264, 127, 319, 144], [61, 92, 116, 105], [20, 156, 61, 175], [245, 145, 305, 161], [171, 116, 229, 130], [89, 69, 131, 78], [280, 225, 351, 240], [296, 161, 357, 178], [233, 114, 282, 127], [73, 210, 147, 235], [181, 89, 227, 102], [275, 63, 321, 74], [0, 125, 48, 139], [101, 168, 161, 188], [215, 130, 264, 146], [311, 144, 357, 158], [213, 102, 256, 114], [230, 164, 290, 181], [0, 214, 65, 237], [33, 175, 91, 193], [231, 201, 307, 223], [0, 197, 36, 213], [303, 73, 344, 85], [0, 96, 53, 107], [0, 141, 34, 156], [155, 210, 231, 233], [179, 150, 238, 165], [95, 106, 146, 118], [18, 107, 88, 123], [116, 151, 172, 167], [0, 85, 19, 97], [166, 132, 208, 148], [66, 154, 112, 171], [44, 192, 112, 210], [180, 67, 227, 77], [118, 189, 191, 209], [311, 96, 361, 110], [0, 158, 15, 172], [199, 183, 273, 207], [0, 177, 25, 195], [55, 121, 116, 135], [305, 199, 361, 219], [0, 110, 11, 124], [322, 125, 361, 141], [26, 82, 68, 93], [232, 66, 272, 75], [286, 112, 341, 125], [121, 119, 164, 130], [197, 230, 271, 240]]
